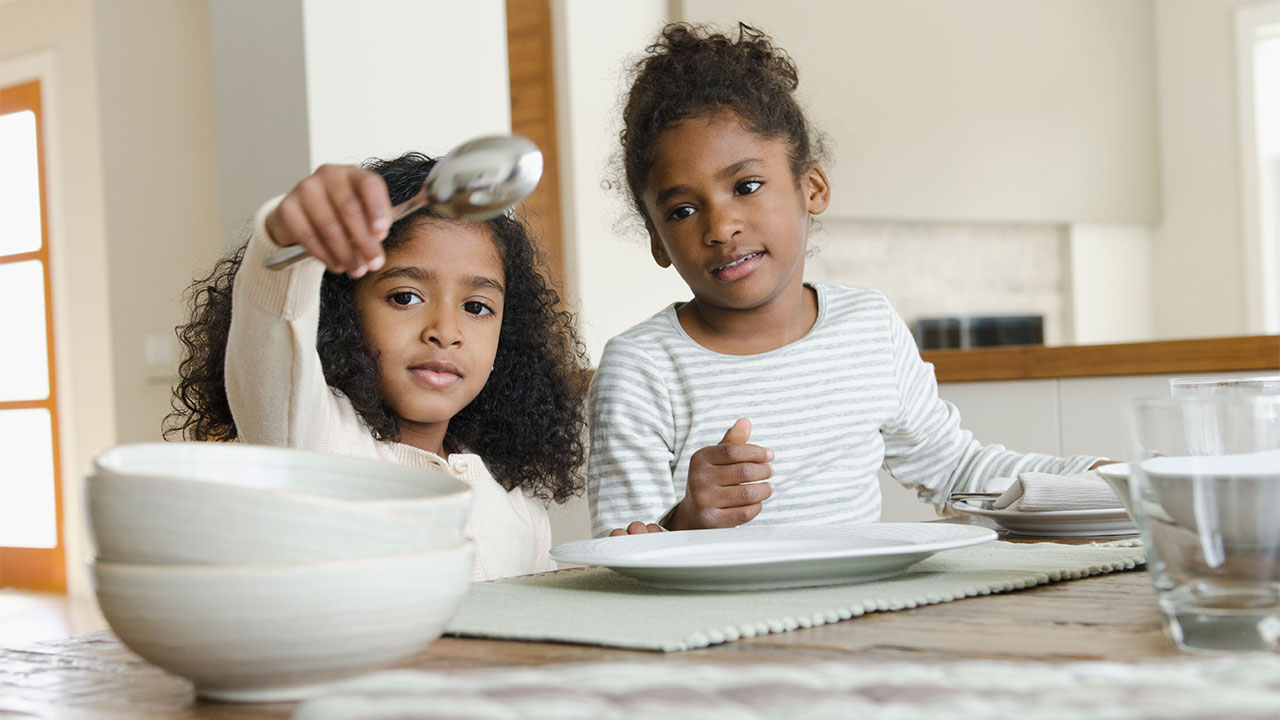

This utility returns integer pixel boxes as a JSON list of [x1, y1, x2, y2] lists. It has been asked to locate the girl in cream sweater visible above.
[[167, 152, 588, 581]]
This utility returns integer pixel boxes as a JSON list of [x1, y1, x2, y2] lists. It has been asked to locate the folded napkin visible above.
[[987, 471, 1122, 512]]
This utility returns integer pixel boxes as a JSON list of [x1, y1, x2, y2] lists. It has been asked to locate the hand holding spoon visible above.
[[264, 135, 543, 271]]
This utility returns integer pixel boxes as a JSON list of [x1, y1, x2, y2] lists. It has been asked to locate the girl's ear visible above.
[[646, 220, 672, 268], [803, 163, 831, 216]]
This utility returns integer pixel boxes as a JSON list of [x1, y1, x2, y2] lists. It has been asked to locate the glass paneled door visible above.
[[0, 79, 65, 590]]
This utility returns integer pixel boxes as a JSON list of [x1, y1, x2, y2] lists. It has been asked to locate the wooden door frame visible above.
[[0, 79, 66, 591], [505, 0, 565, 288]]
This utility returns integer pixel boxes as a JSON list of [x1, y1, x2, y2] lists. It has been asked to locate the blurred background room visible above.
[[2, 0, 1277, 636]]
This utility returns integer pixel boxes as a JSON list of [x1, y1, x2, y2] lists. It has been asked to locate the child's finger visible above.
[[720, 503, 765, 527], [712, 442, 773, 465], [607, 521, 663, 537], [274, 195, 339, 271], [356, 172, 391, 269], [326, 178, 379, 273], [715, 480, 772, 508], [299, 177, 360, 274], [711, 459, 772, 486], [719, 418, 751, 445], [693, 501, 764, 529]]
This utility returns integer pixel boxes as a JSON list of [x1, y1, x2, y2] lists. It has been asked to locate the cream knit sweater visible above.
[[225, 198, 555, 581]]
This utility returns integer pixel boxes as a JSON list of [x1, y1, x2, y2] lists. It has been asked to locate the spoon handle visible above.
[[263, 190, 429, 271]]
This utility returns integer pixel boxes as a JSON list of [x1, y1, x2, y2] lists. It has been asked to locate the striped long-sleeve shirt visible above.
[[587, 283, 1096, 538]]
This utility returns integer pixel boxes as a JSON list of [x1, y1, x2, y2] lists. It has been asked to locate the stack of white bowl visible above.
[[85, 442, 474, 702]]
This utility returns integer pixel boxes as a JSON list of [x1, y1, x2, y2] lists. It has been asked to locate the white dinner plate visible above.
[[950, 499, 1138, 537], [549, 523, 997, 591]]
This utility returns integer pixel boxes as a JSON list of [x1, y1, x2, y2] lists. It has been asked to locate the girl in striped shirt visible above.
[[588, 23, 1102, 538]]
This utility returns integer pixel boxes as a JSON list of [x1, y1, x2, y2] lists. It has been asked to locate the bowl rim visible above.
[[92, 442, 472, 502], [85, 470, 465, 513], [84, 471, 468, 523], [88, 538, 473, 574]]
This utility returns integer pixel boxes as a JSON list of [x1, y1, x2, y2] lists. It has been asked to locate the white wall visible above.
[[302, 0, 512, 166], [211, 0, 513, 249], [94, 1, 225, 448], [677, 0, 1161, 224], [552, 0, 691, 363], [1068, 224, 1155, 345], [1150, 0, 1253, 340], [209, 0, 312, 249]]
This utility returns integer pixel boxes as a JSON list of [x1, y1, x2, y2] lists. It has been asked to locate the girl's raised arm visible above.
[[223, 167, 388, 453]]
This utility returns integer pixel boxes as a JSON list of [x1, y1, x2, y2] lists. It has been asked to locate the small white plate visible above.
[[950, 499, 1138, 537], [549, 523, 997, 591]]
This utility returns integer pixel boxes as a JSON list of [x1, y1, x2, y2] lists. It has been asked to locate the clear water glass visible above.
[[1169, 375, 1280, 396], [1168, 376, 1280, 455], [1124, 394, 1280, 653]]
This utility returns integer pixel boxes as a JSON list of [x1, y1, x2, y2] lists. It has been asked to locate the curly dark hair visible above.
[[620, 22, 827, 220], [166, 152, 589, 503]]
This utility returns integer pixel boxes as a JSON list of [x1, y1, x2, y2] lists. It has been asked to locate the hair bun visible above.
[[620, 22, 822, 219]]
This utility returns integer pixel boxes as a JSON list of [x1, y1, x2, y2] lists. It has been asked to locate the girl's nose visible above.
[[421, 308, 462, 347], [702, 202, 743, 245]]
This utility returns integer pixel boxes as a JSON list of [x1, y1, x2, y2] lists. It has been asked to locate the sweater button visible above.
[[451, 459, 469, 474]]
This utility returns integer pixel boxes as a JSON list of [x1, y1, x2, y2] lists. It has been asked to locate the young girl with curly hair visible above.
[[167, 152, 589, 580], [590, 23, 1107, 537]]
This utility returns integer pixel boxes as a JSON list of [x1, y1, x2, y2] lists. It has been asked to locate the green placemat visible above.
[[445, 540, 1146, 651]]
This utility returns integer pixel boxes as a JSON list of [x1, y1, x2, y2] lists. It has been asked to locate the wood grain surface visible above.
[[923, 334, 1280, 382]]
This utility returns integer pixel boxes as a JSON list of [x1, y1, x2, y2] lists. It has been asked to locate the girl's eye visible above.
[[463, 300, 494, 316], [389, 291, 422, 307], [665, 205, 695, 222], [736, 180, 763, 196]]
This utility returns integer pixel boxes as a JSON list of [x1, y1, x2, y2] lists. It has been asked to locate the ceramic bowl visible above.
[[93, 442, 472, 531], [1094, 463, 1135, 516], [86, 472, 450, 565], [1134, 451, 1280, 546], [90, 530, 474, 701]]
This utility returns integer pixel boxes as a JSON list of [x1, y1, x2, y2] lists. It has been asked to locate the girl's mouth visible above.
[[711, 251, 764, 281], [411, 362, 462, 389]]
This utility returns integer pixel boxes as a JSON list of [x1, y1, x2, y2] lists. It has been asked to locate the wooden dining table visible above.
[[0, 523, 1191, 720]]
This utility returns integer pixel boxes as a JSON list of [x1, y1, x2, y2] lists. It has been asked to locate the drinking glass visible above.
[[1168, 376, 1280, 456], [1168, 375, 1280, 397], [1123, 394, 1280, 653]]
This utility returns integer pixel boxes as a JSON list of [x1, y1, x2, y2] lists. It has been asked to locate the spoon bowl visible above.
[[265, 134, 542, 270]]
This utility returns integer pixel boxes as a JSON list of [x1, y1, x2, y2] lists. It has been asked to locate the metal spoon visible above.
[[948, 492, 1003, 509], [264, 134, 543, 270]]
